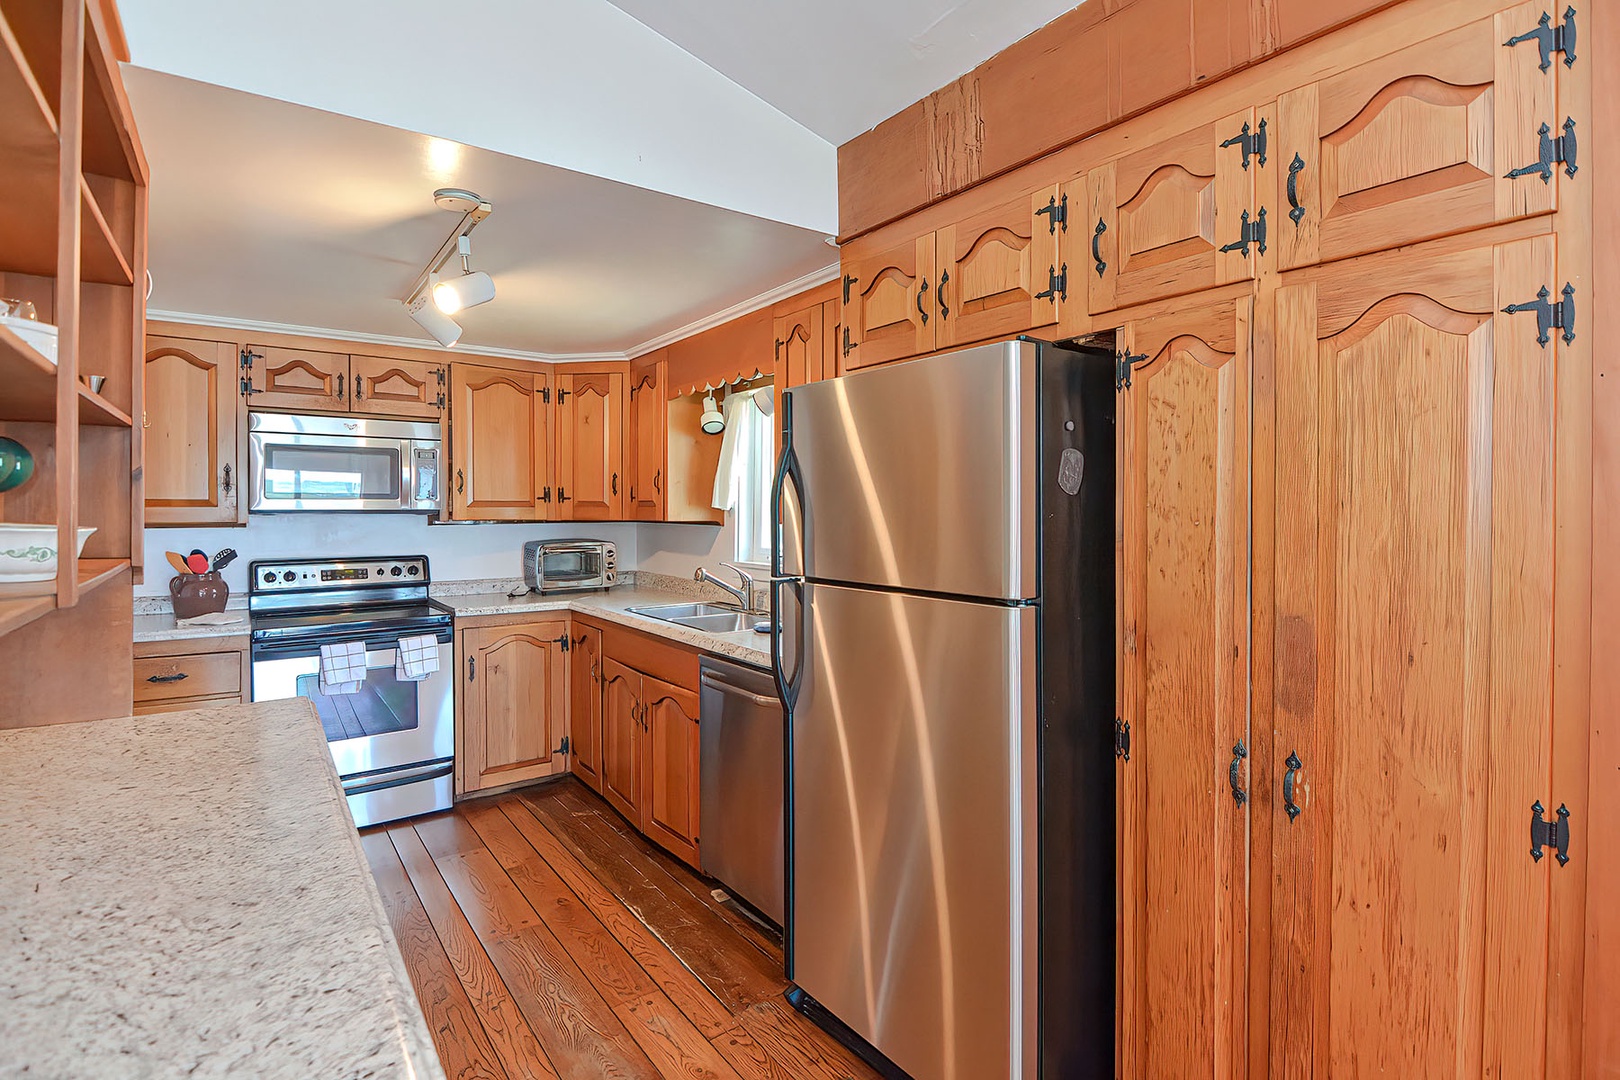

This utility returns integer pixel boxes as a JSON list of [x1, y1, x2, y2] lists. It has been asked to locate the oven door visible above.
[[251, 638, 454, 776], [249, 430, 422, 512]]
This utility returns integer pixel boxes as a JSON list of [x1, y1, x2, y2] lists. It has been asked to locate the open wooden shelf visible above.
[[0, 557, 127, 636], [79, 174, 133, 285], [0, 324, 132, 427]]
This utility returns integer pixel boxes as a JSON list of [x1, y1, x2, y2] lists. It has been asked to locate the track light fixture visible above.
[[399, 188, 495, 347]]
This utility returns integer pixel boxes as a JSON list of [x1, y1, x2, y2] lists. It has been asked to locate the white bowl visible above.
[[0, 525, 96, 582], [0, 314, 58, 366]]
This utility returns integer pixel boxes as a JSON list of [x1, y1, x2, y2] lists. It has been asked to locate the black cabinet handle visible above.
[[653, 468, 661, 493], [336, 373, 344, 400], [456, 468, 465, 495], [146, 672, 189, 684], [938, 270, 950, 319], [1283, 750, 1303, 821], [611, 472, 618, 496], [1092, 218, 1107, 277], [1229, 741, 1248, 806], [221, 463, 232, 496], [467, 656, 476, 681], [1287, 153, 1306, 225], [916, 277, 929, 325]]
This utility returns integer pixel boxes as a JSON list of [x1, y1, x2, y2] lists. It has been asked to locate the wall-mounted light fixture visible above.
[[399, 188, 495, 347], [700, 393, 725, 435]]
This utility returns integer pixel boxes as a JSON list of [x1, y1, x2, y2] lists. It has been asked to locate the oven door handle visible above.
[[250, 630, 452, 661], [340, 759, 454, 797]]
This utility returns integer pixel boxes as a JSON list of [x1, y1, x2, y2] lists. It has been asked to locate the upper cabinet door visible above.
[[245, 345, 349, 412], [450, 363, 547, 521], [628, 361, 665, 521], [1087, 108, 1257, 315], [460, 621, 569, 793], [143, 336, 241, 526], [1115, 295, 1252, 1080], [820, 297, 843, 383], [1274, 4, 1565, 272], [1271, 232, 1566, 1078], [350, 355, 445, 420], [842, 233, 937, 370], [773, 303, 823, 391], [934, 184, 1062, 349], [557, 370, 627, 520]]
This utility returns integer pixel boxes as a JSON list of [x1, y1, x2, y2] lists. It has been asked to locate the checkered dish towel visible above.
[[318, 640, 367, 695], [396, 634, 440, 682]]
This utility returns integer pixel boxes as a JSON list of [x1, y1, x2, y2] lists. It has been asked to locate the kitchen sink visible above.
[[628, 602, 771, 635]]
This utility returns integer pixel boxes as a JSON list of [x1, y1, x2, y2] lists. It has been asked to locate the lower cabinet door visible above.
[[640, 674, 701, 868], [569, 624, 605, 793], [459, 620, 569, 793], [600, 658, 643, 823]]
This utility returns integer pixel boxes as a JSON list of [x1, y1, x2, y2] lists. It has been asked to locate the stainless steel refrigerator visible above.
[[772, 338, 1114, 1080]]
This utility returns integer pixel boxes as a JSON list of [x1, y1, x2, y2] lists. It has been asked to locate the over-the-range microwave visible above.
[[248, 412, 442, 513]]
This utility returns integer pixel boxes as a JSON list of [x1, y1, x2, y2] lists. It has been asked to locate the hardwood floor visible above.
[[362, 777, 882, 1080]]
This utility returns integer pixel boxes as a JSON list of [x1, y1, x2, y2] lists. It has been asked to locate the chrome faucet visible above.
[[696, 563, 756, 611]]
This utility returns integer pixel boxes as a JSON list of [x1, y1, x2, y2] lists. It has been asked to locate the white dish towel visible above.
[[318, 640, 367, 696], [396, 634, 440, 682]]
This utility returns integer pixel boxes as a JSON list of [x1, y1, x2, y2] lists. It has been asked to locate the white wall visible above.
[[635, 518, 736, 583], [140, 516, 643, 597]]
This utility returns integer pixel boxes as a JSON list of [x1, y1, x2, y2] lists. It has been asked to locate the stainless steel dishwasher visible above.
[[699, 655, 785, 926]]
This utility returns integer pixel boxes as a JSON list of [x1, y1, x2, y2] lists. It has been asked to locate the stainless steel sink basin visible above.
[[627, 602, 771, 634]]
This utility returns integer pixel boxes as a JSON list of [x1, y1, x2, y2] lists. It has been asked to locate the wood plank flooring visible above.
[[362, 777, 881, 1080]]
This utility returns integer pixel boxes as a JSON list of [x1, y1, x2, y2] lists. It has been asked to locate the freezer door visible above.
[[784, 340, 1038, 600], [789, 582, 1037, 1080]]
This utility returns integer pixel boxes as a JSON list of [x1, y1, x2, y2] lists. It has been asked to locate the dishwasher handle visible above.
[[700, 671, 781, 708]]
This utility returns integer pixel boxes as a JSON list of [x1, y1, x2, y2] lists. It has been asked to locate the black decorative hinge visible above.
[[435, 367, 447, 385], [540, 387, 551, 404], [539, 486, 552, 503], [1504, 6, 1577, 70], [555, 735, 571, 755], [1034, 263, 1068, 303], [554, 633, 571, 653], [1219, 118, 1268, 170], [1531, 800, 1571, 865], [1505, 117, 1577, 183], [842, 274, 857, 304], [1116, 349, 1145, 392], [1502, 282, 1576, 347], [557, 388, 570, 404], [239, 348, 263, 397], [1219, 207, 1268, 257], [1114, 718, 1131, 761], [1035, 193, 1068, 234], [842, 326, 855, 358]]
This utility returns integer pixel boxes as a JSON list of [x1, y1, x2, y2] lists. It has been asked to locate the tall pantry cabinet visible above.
[[834, 0, 1600, 1073]]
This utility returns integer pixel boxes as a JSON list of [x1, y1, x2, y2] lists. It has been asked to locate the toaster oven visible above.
[[524, 539, 618, 593]]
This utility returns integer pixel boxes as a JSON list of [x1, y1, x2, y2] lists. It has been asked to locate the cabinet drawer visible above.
[[134, 693, 246, 716], [133, 650, 243, 703]]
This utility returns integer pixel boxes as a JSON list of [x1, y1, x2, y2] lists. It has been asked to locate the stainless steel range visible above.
[[249, 555, 454, 828]]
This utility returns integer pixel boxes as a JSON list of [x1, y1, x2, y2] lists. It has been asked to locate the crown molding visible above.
[[143, 309, 629, 364], [624, 261, 840, 359]]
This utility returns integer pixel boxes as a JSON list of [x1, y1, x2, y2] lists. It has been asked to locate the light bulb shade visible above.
[[407, 294, 462, 348], [699, 394, 725, 435], [433, 270, 496, 314]]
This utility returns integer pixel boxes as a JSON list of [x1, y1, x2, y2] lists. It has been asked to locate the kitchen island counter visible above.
[[0, 698, 444, 1079]]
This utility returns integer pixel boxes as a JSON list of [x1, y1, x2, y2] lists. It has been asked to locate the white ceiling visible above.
[[128, 70, 837, 358], [597, 0, 1085, 144]]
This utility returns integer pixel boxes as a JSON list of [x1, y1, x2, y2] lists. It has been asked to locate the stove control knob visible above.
[[390, 565, 402, 577], [407, 565, 420, 576], [262, 571, 275, 584], [282, 571, 296, 583]]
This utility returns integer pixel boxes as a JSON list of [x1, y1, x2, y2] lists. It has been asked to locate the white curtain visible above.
[[711, 388, 771, 511]]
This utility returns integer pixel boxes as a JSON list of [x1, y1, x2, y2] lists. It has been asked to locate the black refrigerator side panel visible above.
[[1037, 343, 1116, 1078]]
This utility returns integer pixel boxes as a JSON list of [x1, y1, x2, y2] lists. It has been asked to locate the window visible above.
[[711, 387, 775, 567]]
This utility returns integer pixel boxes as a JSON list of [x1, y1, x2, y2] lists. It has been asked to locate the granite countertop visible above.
[[440, 585, 773, 669], [0, 700, 445, 1079], [134, 578, 774, 670]]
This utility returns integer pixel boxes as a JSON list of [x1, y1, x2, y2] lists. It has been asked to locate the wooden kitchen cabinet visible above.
[[568, 622, 604, 793], [600, 656, 643, 823], [556, 369, 626, 520], [933, 184, 1062, 348], [1269, 229, 1577, 1078], [458, 618, 570, 794], [143, 335, 242, 526], [448, 362, 551, 521], [1273, 4, 1563, 272], [773, 302, 824, 391], [640, 674, 701, 867], [627, 360, 665, 520], [1078, 107, 1257, 316], [243, 344, 349, 412], [349, 355, 446, 420], [1115, 292, 1253, 1080], [132, 638, 250, 714], [842, 232, 936, 370]]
